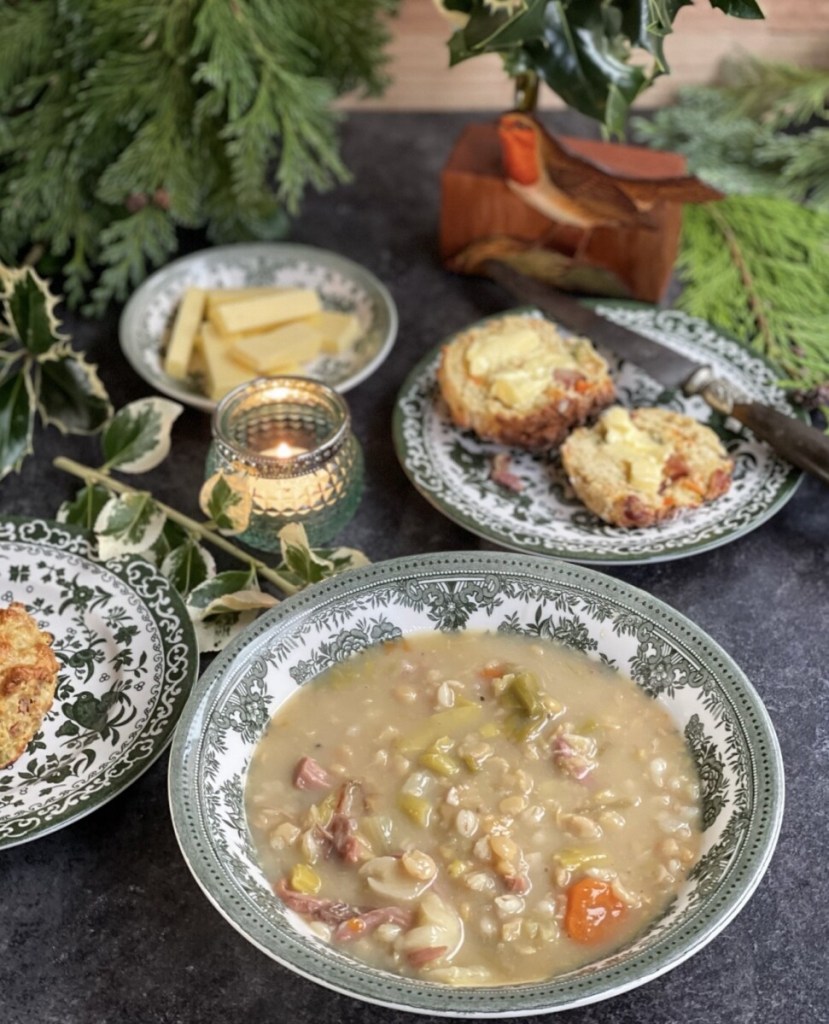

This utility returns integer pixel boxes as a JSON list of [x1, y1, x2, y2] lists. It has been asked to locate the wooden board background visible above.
[[340, 0, 829, 111]]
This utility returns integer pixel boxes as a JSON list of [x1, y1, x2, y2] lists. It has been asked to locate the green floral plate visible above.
[[169, 551, 783, 1017], [393, 305, 802, 564], [119, 242, 399, 412], [0, 517, 198, 848]]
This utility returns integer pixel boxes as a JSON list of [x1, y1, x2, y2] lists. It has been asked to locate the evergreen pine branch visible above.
[[88, 206, 178, 315], [676, 197, 829, 402], [0, 0, 397, 310], [717, 54, 829, 128]]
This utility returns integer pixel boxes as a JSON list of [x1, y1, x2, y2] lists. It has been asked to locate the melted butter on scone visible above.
[[601, 407, 670, 495], [465, 321, 579, 411]]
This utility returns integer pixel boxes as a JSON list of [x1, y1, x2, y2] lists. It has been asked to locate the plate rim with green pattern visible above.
[[168, 550, 784, 1017], [0, 516, 198, 848], [392, 303, 803, 565]]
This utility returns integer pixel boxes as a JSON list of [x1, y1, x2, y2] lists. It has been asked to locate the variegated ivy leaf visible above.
[[185, 569, 274, 653], [102, 397, 183, 473], [271, 522, 370, 595], [0, 371, 35, 481], [94, 492, 166, 561], [197, 589, 278, 617], [57, 483, 112, 530], [1, 266, 67, 356], [161, 539, 217, 596], [35, 348, 112, 434], [199, 471, 253, 535]]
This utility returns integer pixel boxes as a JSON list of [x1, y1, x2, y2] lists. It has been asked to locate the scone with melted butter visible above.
[[437, 314, 615, 450], [0, 602, 60, 767], [560, 406, 733, 528]]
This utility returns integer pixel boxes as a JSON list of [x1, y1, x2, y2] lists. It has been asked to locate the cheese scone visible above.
[[560, 406, 733, 528], [0, 602, 60, 767], [437, 314, 615, 450]]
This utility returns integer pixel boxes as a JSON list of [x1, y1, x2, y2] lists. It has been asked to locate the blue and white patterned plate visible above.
[[393, 305, 803, 565], [119, 243, 399, 411], [169, 551, 783, 1017], [0, 517, 198, 848]]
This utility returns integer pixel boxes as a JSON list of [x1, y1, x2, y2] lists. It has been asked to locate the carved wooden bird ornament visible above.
[[497, 112, 722, 231]]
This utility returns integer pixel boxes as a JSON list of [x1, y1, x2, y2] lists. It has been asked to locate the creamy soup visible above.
[[246, 632, 701, 986]]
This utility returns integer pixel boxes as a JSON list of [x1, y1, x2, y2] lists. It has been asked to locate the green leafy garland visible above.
[[435, 0, 762, 134], [0, 0, 397, 313], [633, 57, 829, 414]]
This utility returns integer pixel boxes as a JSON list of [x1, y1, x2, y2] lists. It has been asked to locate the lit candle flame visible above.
[[260, 440, 308, 458]]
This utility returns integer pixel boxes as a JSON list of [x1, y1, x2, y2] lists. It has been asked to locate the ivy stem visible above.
[[52, 456, 287, 588]]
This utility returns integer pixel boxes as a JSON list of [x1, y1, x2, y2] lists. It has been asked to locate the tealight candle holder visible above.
[[206, 377, 363, 551]]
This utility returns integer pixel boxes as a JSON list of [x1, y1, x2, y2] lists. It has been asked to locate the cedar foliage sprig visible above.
[[633, 56, 829, 413], [0, 0, 397, 315]]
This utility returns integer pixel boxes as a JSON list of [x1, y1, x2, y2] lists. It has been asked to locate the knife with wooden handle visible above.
[[483, 260, 829, 487]]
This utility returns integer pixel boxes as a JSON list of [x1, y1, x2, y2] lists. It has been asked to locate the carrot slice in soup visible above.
[[564, 878, 626, 944]]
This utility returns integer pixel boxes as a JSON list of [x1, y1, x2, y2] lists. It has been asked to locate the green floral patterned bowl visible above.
[[169, 552, 783, 1017]]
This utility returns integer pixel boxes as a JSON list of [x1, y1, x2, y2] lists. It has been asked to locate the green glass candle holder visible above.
[[206, 377, 363, 552]]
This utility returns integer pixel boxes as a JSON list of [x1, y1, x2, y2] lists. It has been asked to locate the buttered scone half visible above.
[[0, 602, 60, 767], [436, 314, 615, 450], [560, 406, 733, 528]]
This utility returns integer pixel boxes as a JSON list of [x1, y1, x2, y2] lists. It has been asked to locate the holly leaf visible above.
[[35, 350, 112, 434], [199, 471, 253, 534], [161, 539, 217, 597], [94, 493, 166, 560], [709, 0, 763, 17], [57, 484, 112, 531], [0, 370, 35, 481], [270, 522, 369, 595], [102, 397, 184, 473], [1, 267, 66, 356]]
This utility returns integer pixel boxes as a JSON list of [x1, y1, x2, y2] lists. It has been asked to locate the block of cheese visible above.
[[205, 286, 287, 312], [230, 320, 322, 374], [309, 310, 362, 354], [164, 288, 206, 379], [209, 288, 321, 337], [201, 324, 258, 400]]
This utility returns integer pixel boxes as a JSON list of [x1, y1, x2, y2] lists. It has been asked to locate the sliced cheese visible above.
[[205, 286, 287, 312], [309, 310, 362, 354], [164, 288, 206, 379], [201, 324, 256, 401], [209, 288, 321, 337], [230, 320, 322, 374]]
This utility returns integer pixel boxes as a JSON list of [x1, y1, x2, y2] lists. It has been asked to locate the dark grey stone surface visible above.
[[0, 112, 827, 1024]]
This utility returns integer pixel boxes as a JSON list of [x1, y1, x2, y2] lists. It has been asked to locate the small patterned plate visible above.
[[393, 305, 803, 565], [119, 243, 399, 411], [0, 517, 198, 848], [168, 551, 783, 1016]]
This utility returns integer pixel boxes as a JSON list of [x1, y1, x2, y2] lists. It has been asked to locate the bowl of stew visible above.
[[169, 551, 783, 1017]]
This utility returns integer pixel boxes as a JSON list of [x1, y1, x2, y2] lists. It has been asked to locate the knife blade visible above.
[[482, 259, 829, 487]]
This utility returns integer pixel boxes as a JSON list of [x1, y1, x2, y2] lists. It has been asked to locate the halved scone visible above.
[[437, 314, 615, 450], [560, 406, 733, 528], [0, 602, 60, 767]]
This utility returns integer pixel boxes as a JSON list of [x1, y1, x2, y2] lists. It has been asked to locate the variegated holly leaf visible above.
[[94, 492, 167, 561], [35, 349, 112, 434], [102, 397, 183, 473], [199, 471, 253, 534], [57, 483, 112, 530], [185, 568, 275, 652], [161, 539, 217, 596], [0, 371, 35, 481], [270, 522, 370, 595], [1, 266, 67, 356]]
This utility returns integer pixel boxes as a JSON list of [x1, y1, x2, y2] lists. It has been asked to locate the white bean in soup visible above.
[[245, 631, 702, 986]]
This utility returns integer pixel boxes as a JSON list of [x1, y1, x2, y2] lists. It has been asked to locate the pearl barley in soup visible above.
[[246, 631, 702, 986]]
